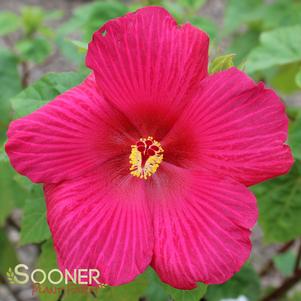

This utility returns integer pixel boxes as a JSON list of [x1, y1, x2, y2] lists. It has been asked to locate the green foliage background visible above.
[[0, 0, 301, 301]]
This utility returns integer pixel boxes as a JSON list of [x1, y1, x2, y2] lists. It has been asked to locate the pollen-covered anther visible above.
[[129, 137, 164, 180]]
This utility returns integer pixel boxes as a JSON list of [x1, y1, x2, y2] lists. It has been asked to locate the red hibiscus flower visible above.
[[5, 7, 293, 289]]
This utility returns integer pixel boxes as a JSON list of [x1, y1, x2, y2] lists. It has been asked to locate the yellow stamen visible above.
[[129, 136, 164, 180]]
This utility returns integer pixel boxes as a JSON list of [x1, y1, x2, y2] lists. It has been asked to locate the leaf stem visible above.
[[57, 288, 64, 301], [260, 240, 295, 277], [21, 61, 30, 88], [294, 239, 301, 272], [260, 269, 301, 301]]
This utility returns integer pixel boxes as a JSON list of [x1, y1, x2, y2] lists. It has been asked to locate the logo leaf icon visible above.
[[6, 267, 17, 285]]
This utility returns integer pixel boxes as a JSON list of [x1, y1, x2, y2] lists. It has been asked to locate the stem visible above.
[[2, 35, 31, 88], [28, 48, 59, 73], [57, 289, 64, 301], [260, 240, 295, 277], [294, 240, 301, 272], [260, 269, 301, 301], [21, 61, 30, 88]]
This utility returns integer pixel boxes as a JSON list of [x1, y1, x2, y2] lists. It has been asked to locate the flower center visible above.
[[129, 137, 164, 180]]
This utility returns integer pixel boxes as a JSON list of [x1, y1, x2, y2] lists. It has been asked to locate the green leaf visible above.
[[56, 0, 128, 66], [144, 269, 207, 301], [59, 1, 128, 42], [100, 273, 150, 301], [289, 115, 301, 161], [259, 0, 301, 30], [0, 228, 18, 274], [0, 148, 28, 225], [177, 0, 207, 11], [21, 6, 44, 37], [286, 107, 301, 121], [70, 40, 88, 52], [36, 240, 60, 301], [0, 161, 18, 226], [0, 12, 21, 36], [20, 186, 51, 245], [0, 48, 22, 140], [224, 0, 301, 35], [209, 54, 235, 74], [273, 251, 296, 277], [205, 264, 260, 301], [44, 10, 64, 21], [56, 35, 85, 67], [295, 68, 301, 88], [246, 25, 301, 73], [37, 240, 65, 301], [228, 30, 260, 64], [101, 268, 206, 301], [270, 64, 301, 95], [75, 1, 128, 41], [223, 0, 263, 34], [165, 283, 207, 301], [254, 162, 301, 243], [56, 1, 128, 66], [157, 1, 186, 22], [12, 72, 86, 119], [16, 37, 52, 64], [39, 26, 55, 39], [190, 17, 218, 40]]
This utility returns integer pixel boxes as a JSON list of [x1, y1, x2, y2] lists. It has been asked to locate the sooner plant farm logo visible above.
[[7, 264, 107, 296]]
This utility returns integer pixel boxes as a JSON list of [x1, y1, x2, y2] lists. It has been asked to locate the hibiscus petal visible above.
[[151, 168, 257, 289], [45, 171, 153, 286], [163, 67, 293, 186], [5, 75, 138, 183], [86, 6, 209, 121]]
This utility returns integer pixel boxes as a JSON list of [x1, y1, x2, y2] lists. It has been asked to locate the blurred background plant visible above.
[[0, 0, 301, 301]]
